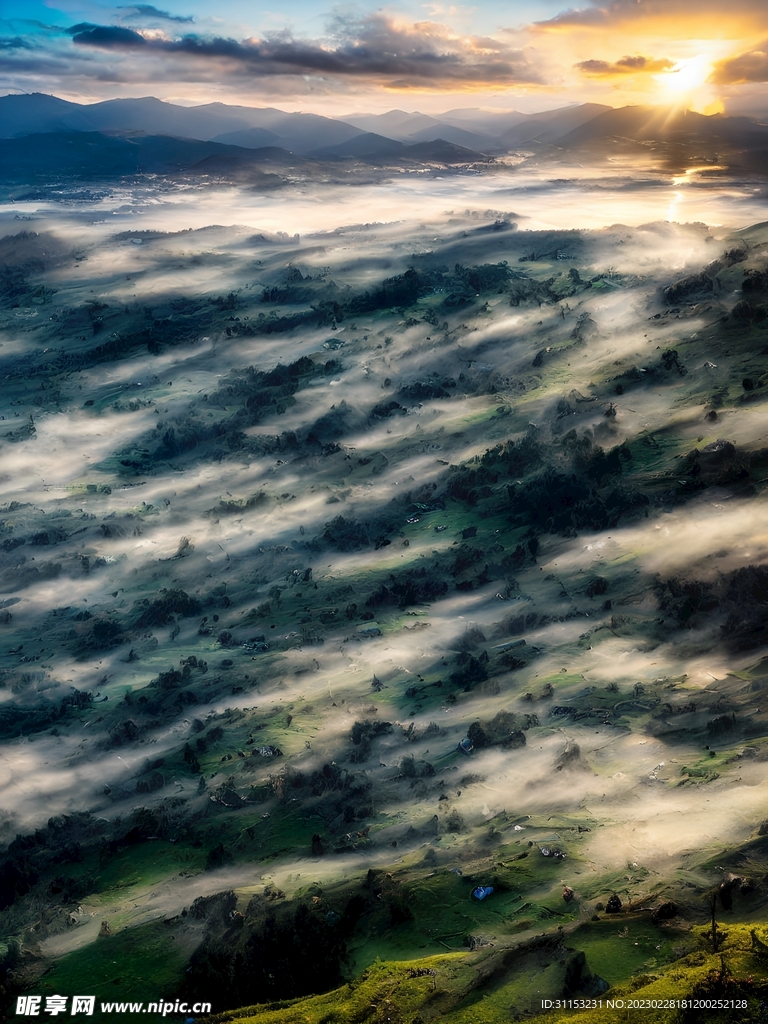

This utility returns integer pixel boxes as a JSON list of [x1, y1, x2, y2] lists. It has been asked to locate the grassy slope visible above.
[[211, 923, 768, 1024]]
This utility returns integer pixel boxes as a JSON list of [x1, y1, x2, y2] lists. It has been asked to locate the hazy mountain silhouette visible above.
[[311, 132, 405, 158], [0, 94, 602, 154], [340, 109, 497, 149], [399, 140, 484, 163], [0, 94, 363, 152], [405, 123, 493, 150], [438, 107, 530, 134], [0, 94, 253, 140], [3, 93, 768, 180], [210, 127, 282, 149], [0, 131, 285, 179], [0, 93, 100, 136], [551, 105, 768, 171], [499, 103, 612, 147], [556, 105, 768, 147], [243, 112, 363, 153], [341, 109, 444, 137]]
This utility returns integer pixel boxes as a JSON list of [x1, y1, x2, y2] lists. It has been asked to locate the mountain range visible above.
[[1, 92, 767, 181]]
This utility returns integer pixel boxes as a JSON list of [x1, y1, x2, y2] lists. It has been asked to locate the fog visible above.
[[3, 162, 768, 246], [3, 157, 768, 1011]]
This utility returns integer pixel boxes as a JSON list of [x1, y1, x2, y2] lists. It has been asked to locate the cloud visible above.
[[576, 54, 675, 77], [68, 24, 148, 48], [63, 13, 543, 88], [0, 36, 32, 50], [712, 42, 768, 83], [118, 5, 194, 25], [534, 0, 768, 30]]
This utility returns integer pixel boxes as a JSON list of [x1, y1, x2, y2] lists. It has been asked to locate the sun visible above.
[[654, 54, 721, 112]]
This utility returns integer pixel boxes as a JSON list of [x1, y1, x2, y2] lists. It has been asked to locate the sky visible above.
[[1, 0, 768, 115]]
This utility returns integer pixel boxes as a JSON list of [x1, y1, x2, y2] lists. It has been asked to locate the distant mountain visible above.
[[338, 101, 768, 171], [75, 96, 255, 138], [0, 94, 725, 161], [0, 94, 364, 152], [556, 105, 768, 147], [499, 103, 612, 147], [4, 94, 768, 178], [206, 108, 366, 153], [341, 110, 443, 137], [340, 104, 610, 149], [219, 147, 305, 167], [0, 93, 100, 136], [528, 102, 612, 125], [549, 106, 768, 172], [0, 93, 255, 140], [555, 104, 682, 146], [401, 140, 484, 163], [0, 129, 483, 183], [319, 137, 484, 164], [405, 123, 492, 151], [251, 113, 363, 154], [0, 131, 287, 180], [438, 108, 530, 135], [339, 109, 495, 149], [386, 113, 451, 138], [311, 132, 405, 158], [210, 127, 282, 149], [187, 152, 287, 185]]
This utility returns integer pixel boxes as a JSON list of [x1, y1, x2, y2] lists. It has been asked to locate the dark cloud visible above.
[[118, 5, 194, 24], [576, 54, 674, 77], [713, 43, 768, 84], [64, 13, 543, 87], [0, 36, 32, 50], [68, 24, 147, 48]]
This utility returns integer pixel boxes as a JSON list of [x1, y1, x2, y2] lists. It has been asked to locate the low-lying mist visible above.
[[3, 162, 768, 1020]]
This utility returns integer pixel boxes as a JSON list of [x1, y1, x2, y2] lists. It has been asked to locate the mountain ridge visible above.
[[3, 94, 768, 176]]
